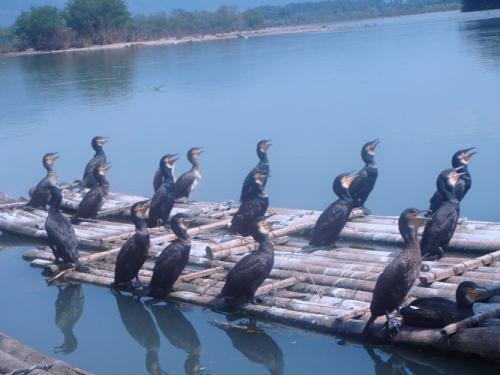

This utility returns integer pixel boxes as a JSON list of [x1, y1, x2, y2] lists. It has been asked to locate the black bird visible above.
[[174, 147, 204, 200], [45, 186, 88, 271], [113, 291, 164, 375], [421, 168, 463, 261], [54, 284, 84, 355], [230, 172, 269, 236], [400, 281, 487, 328], [148, 154, 178, 228], [209, 221, 274, 311], [150, 303, 203, 375], [240, 140, 271, 203], [148, 214, 192, 298], [114, 201, 150, 289], [363, 208, 428, 337], [27, 152, 59, 209], [306, 171, 357, 250], [350, 139, 379, 213], [82, 136, 109, 188], [428, 148, 476, 215], [72, 164, 110, 223], [214, 320, 284, 375], [153, 155, 176, 193]]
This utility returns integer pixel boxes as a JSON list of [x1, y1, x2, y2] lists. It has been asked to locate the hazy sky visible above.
[[0, 0, 311, 26]]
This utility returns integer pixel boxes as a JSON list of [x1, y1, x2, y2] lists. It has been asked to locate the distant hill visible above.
[[0, 0, 307, 26], [462, 0, 500, 11]]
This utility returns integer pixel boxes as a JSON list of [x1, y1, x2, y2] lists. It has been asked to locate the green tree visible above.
[[65, 0, 131, 42], [463, 0, 500, 11], [14, 6, 70, 50]]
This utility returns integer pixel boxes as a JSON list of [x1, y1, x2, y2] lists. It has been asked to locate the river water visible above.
[[1, 10, 500, 374]]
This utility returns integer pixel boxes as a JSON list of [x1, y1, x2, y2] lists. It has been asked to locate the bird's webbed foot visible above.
[[385, 315, 401, 339], [75, 261, 92, 272], [250, 296, 263, 304], [132, 277, 145, 290], [420, 263, 431, 272], [422, 248, 444, 262]]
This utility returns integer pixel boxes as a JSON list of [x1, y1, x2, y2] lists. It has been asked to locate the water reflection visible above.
[[362, 344, 486, 375], [113, 291, 165, 375], [214, 320, 284, 375], [53, 284, 84, 355], [149, 302, 203, 375], [19, 49, 136, 104], [463, 18, 500, 69]]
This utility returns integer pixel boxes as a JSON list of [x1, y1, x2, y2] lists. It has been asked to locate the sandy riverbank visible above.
[[2, 8, 500, 58]]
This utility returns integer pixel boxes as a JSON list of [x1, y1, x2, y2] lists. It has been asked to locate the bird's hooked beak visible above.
[[368, 139, 380, 154], [460, 147, 477, 164], [97, 137, 110, 146], [449, 169, 465, 185], [137, 204, 149, 218], [261, 140, 272, 153], [166, 154, 179, 167], [197, 147, 205, 154], [51, 152, 60, 160], [411, 209, 430, 227], [341, 171, 358, 189], [465, 285, 489, 303], [254, 172, 267, 185]]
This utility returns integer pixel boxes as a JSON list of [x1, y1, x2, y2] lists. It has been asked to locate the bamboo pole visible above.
[[441, 306, 500, 336], [420, 250, 500, 285]]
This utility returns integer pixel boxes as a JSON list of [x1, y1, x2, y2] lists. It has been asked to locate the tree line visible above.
[[462, 0, 500, 12], [0, 0, 460, 53]]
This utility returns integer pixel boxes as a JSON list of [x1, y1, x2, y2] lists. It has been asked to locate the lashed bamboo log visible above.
[[255, 277, 298, 297], [420, 250, 500, 285], [441, 306, 500, 336], [82, 219, 231, 263]]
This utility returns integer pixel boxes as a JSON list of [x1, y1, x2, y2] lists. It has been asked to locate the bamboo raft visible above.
[[0, 332, 90, 375], [3, 191, 500, 360]]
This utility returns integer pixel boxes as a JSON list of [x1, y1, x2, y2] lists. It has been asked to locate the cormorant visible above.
[[306, 171, 357, 250], [240, 140, 271, 203], [113, 291, 164, 375], [82, 136, 109, 188], [363, 208, 428, 337], [428, 148, 476, 215], [421, 168, 463, 261], [153, 155, 177, 193], [27, 152, 59, 209], [150, 303, 203, 375], [71, 163, 110, 223], [114, 201, 150, 289], [54, 284, 84, 354], [148, 154, 177, 228], [174, 147, 204, 200], [148, 213, 191, 298], [350, 139, 379, 213], [209, 220, 274, 311], [400, 281, 487, 328], [214, 320, 284, 375], [229, 172, 269, 236], [45, 186, 88, 271]]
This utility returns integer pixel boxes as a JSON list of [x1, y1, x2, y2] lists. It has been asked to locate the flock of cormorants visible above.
[[27, 136, 487, 337]]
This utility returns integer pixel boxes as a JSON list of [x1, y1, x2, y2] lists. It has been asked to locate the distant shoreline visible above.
[[3, 8, 500, 58]]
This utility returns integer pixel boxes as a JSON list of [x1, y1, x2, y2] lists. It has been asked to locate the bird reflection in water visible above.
[[213, 319, 284, 375], [364, 344, 453, 375], [148, 302, 204, 375], [113, 291, 165, 375], [54, 283, 84, 355]]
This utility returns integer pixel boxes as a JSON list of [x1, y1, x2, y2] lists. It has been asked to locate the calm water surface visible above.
[[1, 10, 500, 374]]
